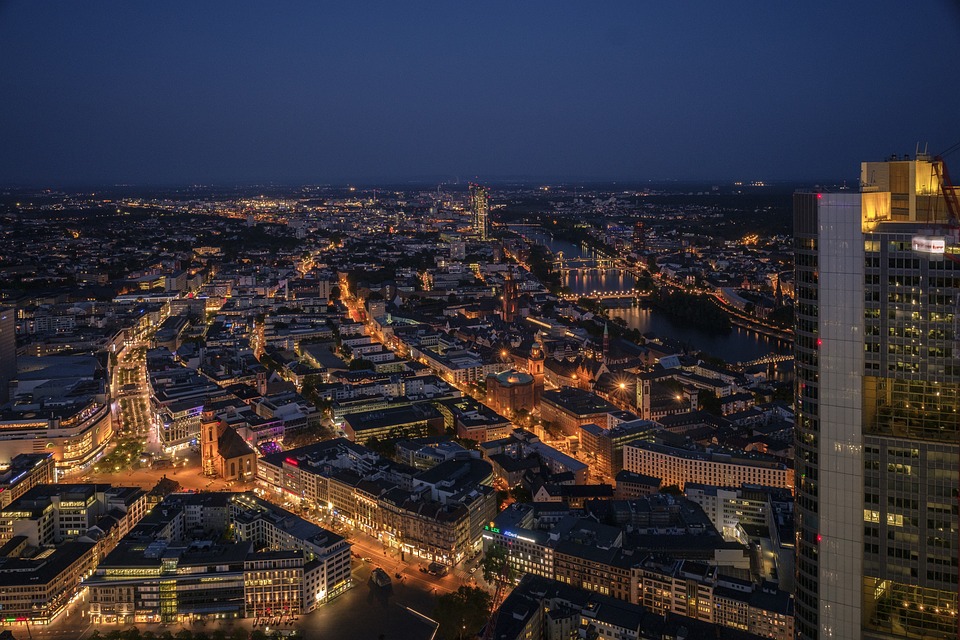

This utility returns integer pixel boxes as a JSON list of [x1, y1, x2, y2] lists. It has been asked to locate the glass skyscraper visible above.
[[794, 155, 959, 640], [470, 183, 490, 241]]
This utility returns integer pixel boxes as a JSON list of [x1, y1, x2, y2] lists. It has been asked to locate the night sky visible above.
[[1, 1, 959, 186]]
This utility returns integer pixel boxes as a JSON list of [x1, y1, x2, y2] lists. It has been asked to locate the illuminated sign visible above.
[[912, 236, 946, 254]]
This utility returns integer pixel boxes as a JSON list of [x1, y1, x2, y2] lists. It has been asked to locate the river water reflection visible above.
[[512, 225, 789, 363]]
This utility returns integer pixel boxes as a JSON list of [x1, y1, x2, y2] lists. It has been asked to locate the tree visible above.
[[698, 390, 723, 416], [349, 358, 375, 371], [480, 543, 515, 585], [364, 436, 396, 458], [434, 586, 493, 640], [509, 485, 532, 504]]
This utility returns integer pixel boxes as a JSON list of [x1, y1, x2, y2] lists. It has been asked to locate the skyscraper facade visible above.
[[794, 155, 959, 640], [470, 183, 490, 240], [0, 307, 14, 404], [633, 221, 646, 252]]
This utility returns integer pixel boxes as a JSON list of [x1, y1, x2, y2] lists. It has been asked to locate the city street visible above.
[[299, 561, 439, 640]]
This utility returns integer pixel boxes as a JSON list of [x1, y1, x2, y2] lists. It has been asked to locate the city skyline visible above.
[[1, 2, 959, 186]]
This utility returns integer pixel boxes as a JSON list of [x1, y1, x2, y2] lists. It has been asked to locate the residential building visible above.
[[623, 441, 791, 492]]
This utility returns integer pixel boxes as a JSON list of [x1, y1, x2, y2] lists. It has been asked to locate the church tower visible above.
[[528, 336, 545, 402], [502, 271, 519, 323], [602, 322, 610, 365], [200, 410, 220, 477]]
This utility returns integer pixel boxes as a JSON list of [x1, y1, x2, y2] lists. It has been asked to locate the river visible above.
[[511, 225, 790, 363]]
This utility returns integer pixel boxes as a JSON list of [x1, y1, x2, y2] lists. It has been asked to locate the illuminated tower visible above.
[[632, 221, 645, 252], [528, 336, 545, 402], [200, 411, 220, 477], [502, 271, 519, 323], [794, 154, 959, 640], [602, 322, 610, 365], [470, 183, 490, 241]]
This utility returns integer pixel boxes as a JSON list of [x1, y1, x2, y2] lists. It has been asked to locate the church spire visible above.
[[602, 322, 610, 365]]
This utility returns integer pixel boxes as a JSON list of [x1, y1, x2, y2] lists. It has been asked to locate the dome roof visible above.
[[493, 370, 534, 386]]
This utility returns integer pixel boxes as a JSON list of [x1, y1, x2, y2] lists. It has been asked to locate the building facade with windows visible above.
[[793, 155, 960, 639], [623, 441, 791, 493], [86, 491, 351, 623]]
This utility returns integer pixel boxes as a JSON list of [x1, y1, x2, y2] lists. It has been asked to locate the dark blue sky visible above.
[[1, 1, 959, 186]]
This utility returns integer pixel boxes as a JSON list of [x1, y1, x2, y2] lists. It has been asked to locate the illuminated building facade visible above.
[[86, 492, 351, 623], [632, 221, 646, 252], [0, 452, 55, 508], [793, 155, 960, 640], [623, 441, 791, 492], [0, 356, 113, 474], [257, 439, 496, 565], [470, 183, 490, 240]]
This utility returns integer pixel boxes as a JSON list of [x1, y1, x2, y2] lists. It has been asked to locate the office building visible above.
[[470, 183, 490, 241], [0, 483, 147, 624], [623, 441, 792, 493], [0, 307, 13, 404], [86, 492, 351, 623], [633, 221, 646, 252], [0, 453, 55, 508], [0, 483, 147, 549], [0, 540, 97, 624], [793, 154, 960, 639]]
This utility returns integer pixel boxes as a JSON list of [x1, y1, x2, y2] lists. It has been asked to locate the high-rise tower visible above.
[[632, 221, 646, 252], [794, 154, 959, 640], [0, 307, 15, 404], [470, 183, 490, 241]]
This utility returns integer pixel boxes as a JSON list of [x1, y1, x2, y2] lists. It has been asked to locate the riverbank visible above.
[[515, 225, 790, 362]]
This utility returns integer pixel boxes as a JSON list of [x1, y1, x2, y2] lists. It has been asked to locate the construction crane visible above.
[[933, 155, 960, 227]]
